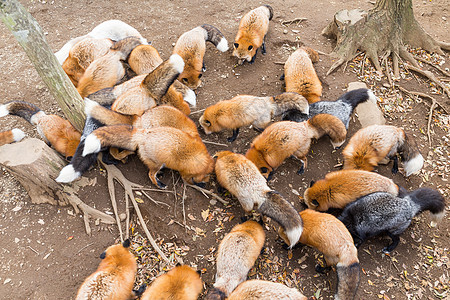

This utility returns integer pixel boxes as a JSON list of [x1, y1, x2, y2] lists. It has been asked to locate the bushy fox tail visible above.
[[0, 101, 42, 124], [0, 128, 25, 146], [259, 191, 303, 248], [200, 24, 229, 52], [110, 36, 143, 60], [307, 114, 347, 149], [83, 124, 138, 157], [342, 142, 379, 172], [398, 130, 424, 176], [273, 92, 309, 116], [84, 98, 135, 126], [408, 187, 446, 226], [263, 5, 274, 20], [300, 46, 319, 63], [141, 54, 185, 102], [335, 262, 360, 300]]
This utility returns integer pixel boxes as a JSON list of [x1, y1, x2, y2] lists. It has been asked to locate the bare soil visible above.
[[0, 0, 448, 299]]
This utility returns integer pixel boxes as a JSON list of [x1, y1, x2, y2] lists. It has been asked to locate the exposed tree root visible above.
[[404, 65, 450, 98], [413, 55, 450, 77], [99, 156, 169, 263], [397, 86, 442, 147], [281, 17, 307, 26]]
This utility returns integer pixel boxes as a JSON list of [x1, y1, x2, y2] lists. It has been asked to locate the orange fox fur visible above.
[[279, 209, 360, 300], [206, 220, 265, 299], [342, 124, 424, 176], [109, 54, 189, 115], [77, 37, 142, 98], [245, 114, 346, 179], [228, 280, 307, 300], [0, 128, 25, 146], [199, 92, 308, 137], [84, 125, 214, 188], [86, 100, 199, 139], [141, 265, 203, 300], [304, 170, 400, 211], [284, 46, 322, 103], [173, 27, 207, 89], [233, 5, 273, 63], [62, 38, 113, 87], [0, 101, 81, 158], [76, 241, 137, 300]]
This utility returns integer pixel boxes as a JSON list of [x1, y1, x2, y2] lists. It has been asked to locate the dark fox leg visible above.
[[250, 49, 258, 64], [227, 128, 240, 142], [315, 264, 332, 274], [262, 36, 267, 55], [391, 155, 398, 174], [383, 232, 400, 253], [279, 73, 285, 81], [202, 62, 206, 72]]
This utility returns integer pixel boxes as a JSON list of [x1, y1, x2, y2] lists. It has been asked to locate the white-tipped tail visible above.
[[0, 104, 9, 117], [184, 89, 197, 107], [83, 134, 102, 156], [367, 90, 377, 103], [403, 154, 424, 176], [55, 165, 81, 183], [285, 225, 303, 249], [84, 97, 99, 115], [216, 37, 229, 52], [169, 54, 185, 73], [11, 128, 25, 142], [430, 210, 445, 227]]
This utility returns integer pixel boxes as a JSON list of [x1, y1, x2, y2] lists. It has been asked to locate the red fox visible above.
[[141, 265, 203, 300], [342, 124, 424, 176], [82, 125, 214, 188], [233, 5, 273, 64], [85, 99, 199, 138], [62, 38, 113, 87], [77, 37, 143, 98], [279, 209, 360, 300], [228, 280, 307, 300], [214, 151, 303, 248], [174, 24, 228, 89], [339, 187, 446, 253], [199, 92, 309, 142], [304, 170, 401, 211], [206, 220, 265, 299], [76, 239, 137, 300], [284, 46, 322, 103], [55, 19, 147, 64], [0, 128, 25, 146], [245, 114, 347, 180], [128, 44, 196, 110], [0, 101, 81, 158], [109, 54, 188, 115]]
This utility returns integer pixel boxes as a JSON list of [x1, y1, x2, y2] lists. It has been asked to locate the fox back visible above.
[[304, 170, 399, 211], [228, 280, 307, 300]]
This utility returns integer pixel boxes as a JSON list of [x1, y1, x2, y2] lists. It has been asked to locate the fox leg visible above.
[[279, 73, 285, 81], [391, 156, 399, 174], [142, 159, 166, 189], [292, 153, 307, 175], [202, 62, 206, 72], [109, 147, 134, 162], [383, 232, 400, 253], [250, 49, 258, 64], [227, 128, 240, 142], [262, 36, 267, 54], [315, 263, 332, 274]]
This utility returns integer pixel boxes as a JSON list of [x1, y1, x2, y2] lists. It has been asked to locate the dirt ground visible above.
[[0, 0, 449, 299]]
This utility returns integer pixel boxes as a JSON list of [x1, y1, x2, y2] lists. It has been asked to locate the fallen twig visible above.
[[281, 17, 307, 26], [202, 140, 229, 147], [182, 185, 187, 228], [274, 61, 285, 65], [76, 243, 94, 255], [185, 184, 228, 205], [189, 108, 206, 115], [404, 64, 450, 98], [27, 246, 39, 255], [141, 190, 170, 207]]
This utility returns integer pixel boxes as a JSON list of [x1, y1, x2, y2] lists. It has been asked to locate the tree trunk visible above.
[[0, 0, 85, 131], [323, 0, 448, 77], [0, 138, 115, 234]]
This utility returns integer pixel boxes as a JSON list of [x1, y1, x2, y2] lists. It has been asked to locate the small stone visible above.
[[283, 29, 288, 34], [3, 278, 11, 284], [119, 213, 126, 221]]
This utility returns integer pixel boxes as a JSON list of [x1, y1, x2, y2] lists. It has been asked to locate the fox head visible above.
[[178, 67, 202, 90], [245, 147, 273, 180], [303, 181, 331, 212], [98, 239, 136, 270], [232, 38, 257, 62]]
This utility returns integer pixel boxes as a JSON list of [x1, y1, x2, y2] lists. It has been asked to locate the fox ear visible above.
[[204, 120, 211, 126], [309, 180, 316, 187], [99, 251, 106, 259], [260, 167, 268, 173], [233, 42, 239, 48], [122, 239, 131, 248], [175, 262, 181, 267], [248, 45, 253, 51], [196, 270, 202, 276], [311, 200, 319, 207]]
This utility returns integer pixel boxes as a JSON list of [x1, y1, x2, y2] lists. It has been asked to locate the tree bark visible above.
[[323, 0, 448, 77], [0, 0, 85, 131]]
